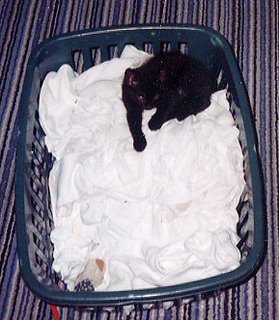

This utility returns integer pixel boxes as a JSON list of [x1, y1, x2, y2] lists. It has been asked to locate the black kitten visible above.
[[122, 51, 217, 152]]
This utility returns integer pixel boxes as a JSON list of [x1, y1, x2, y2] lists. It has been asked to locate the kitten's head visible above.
[[124, 68, 151, 109], [124, 68, 168, 110]]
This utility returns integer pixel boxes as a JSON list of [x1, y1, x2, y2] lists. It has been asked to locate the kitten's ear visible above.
[[125, 69, 139, 87]]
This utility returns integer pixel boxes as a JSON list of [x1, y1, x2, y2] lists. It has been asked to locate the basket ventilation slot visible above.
[[72, 50, 84, 74], [70, 42, 192, 72]]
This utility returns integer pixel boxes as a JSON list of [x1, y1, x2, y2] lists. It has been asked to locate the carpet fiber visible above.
[[0, 1, 278, 319]]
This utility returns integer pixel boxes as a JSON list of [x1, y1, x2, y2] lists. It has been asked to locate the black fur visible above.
[[122, 52, 217, 151]]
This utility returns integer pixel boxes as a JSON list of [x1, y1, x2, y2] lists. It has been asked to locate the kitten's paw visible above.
[[176, 113, 187, 122], [148, 118, 163, 131], [133, 136, 147, 152]]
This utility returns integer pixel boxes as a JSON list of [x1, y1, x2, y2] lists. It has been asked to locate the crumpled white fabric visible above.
[[39, 45, 245, 291]]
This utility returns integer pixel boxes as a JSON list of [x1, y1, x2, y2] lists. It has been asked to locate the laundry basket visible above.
[[15, 25, 266, 307]]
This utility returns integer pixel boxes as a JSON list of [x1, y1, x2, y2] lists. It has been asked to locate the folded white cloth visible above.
[[39, 45, 245, 291]]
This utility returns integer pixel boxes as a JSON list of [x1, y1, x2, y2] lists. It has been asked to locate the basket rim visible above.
[[15, 23, 266, 306]]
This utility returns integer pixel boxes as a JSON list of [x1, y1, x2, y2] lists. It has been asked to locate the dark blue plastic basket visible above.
[[15, 25, 266, 308]]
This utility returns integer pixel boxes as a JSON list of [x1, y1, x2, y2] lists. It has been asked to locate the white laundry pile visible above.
[[39, 45, 245, 291]]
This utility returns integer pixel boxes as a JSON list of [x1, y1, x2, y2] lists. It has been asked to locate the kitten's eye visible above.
[[138, 95, 145, 103], [153, 93, 161, 101], [130, 79, 139, 87], [178, 87, 187, 96], [126, 69, 139, 87]]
